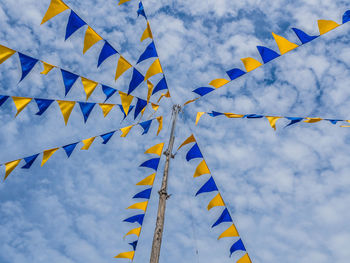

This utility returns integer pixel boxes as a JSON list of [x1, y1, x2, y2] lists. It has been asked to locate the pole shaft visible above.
[[150, 105, 181, 263]]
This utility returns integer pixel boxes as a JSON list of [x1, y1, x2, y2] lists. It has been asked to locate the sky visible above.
[[1, 0, 350, 262]]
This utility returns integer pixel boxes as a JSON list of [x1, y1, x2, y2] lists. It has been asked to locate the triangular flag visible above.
[[115, 56, 132, 81], [196, 176, 218, 196], [57, 100, 75, 125], [304, 117, 322, 123], [4, 160, 21, 181], [0, 45, 16, 64], [209, 79, 229, 89], [343, 10, 350, 24], [291, 28, 318, 44], [18, 53, 39, 81], [100, 131, 115, 144], [272, 32, 299, 55], [230, 239, 246, 256], [141, 22, 153, 42], [136, 173, 156, 186], [62, 142, 79, 158], [118, 104, 134, 120], [224, 113, 245, 118], [145, 59, 163, 80], [124, 227, 141, 238], [65, 10, 86, 40], [81, 77, 98, 100], [98, 41, 117, 67], [83, 26, 103, 54], [152, 77, 168, 95], [129, 241, 138, 251], [119, 91, 134, 116], [78, 102, 95, 123], [21, 154, 40, 169], [81, 137, 95, 150], [318, 20, 340, 35], [99, 103, 115, 117], [0, 95, 9, 107], [123, 214, 145, 225], [35, 98, 54, 115], [127, 201, 148, 212], [212, 208, 233, 228], [147, 80, 154, 104], [41, 148, 59, 167], [140, 158, 160, 171], [101, 85, 117, 102], [40, 61, 55, 75], [186, 143, 203, 161], [178, 134, 196, 150], [41, 0, 69, 24], [61, 69, 79, 96], [128, 68, 144, 94], [241, 57, 262, 72], [256, 46, 280, 63], [218, 224, 239, 240], [156, 116, 163, 136], [196, 112, 205, 125], [12, 97, 32, 117], [118, 0, 131, 5], [237, 254, 252, 263], [120, 125, 133, 137], [137, 1, 147, 19], [226, 68, 246, 81], [266, 116, 281, 130], [140, 120, 152, 135], [145, 143, 164, 156], [114, 251, 135, 260], [137, 41, 158, 64], [133, 188, 152, 199], [134, 98, 147, 120], [285, 117, 304, 127], [193, 87, 215, 97], [151, 103, 159, 112], [194, 160, 210, 178], [208, 193, 225, 210]]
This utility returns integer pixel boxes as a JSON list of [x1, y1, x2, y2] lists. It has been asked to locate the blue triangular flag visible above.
[[137, 1, 147, 19], [196, 176, 218, 196], [292, 28, 318, 45], [63, 142, 79, 158], [21, 154, 40, 169], [133, 188, 152, 199], [326, 119, 342, 125], [18, 53, 38, 81], [230, 239, 246, 256], [152, 77, 168, 95], [257, 46, 280, 63], [0, 95, 9, 107], [34, 98, 54, 115], [65, 10, 86, 40], [186, 143, 203, 161], [245, 114, 264, 118], [134, 98, 147, 120], [100, 131, 115, 144], [193, 87, 215, 97], [118, 104, 135, 120], [137, 42, 158, 64], [124, 214, 145, 225], [140, 120, 152, 134], [79, 102, 96, 123], [285, 117, 304, 127], [102, 85, 117, 102], [61, 69, 79, 96], [209, 111, 224, 117], [343, 10, 350, 24], [226, 68, 245, 81], [98, 41, 118, 67], [129, 241, 138, 251], [128, 68, 144, 94], [139, 158, 160, 171], [212, 208, 232, 228]]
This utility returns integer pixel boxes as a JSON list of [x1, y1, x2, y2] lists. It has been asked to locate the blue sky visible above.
[[1, 0, 350, 262]]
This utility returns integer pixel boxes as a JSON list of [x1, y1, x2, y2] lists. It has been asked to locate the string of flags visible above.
[[0, 94, 159, 124], [114, 143, 164, 261], [178, 134, 251, 263], [184, 9, 350, 105], [196, 111, 350, 130], [0, 117, 163, 181]]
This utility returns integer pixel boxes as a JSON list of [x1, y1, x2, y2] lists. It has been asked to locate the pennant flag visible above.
[[157, 90, 170, 103], [318, 20, 339, 35], [140, 119, 152, 135], [114, 251, 135, 260], [61, 69, 79, 96], [0, 45, 16, 64], [327, 119, 342, 125], [128, 68, 144, 94], [178, 134, 196, 150], [226, 68, 246, 81], [62, 142, 79, 158], [194, 160, 210, 178], [21, 154, 40, 169], [4, 160, 21, 181], [119, 91, 134, 116], [237, 254, 252, 263], [140, 158, 160, 171], [137, 1, 146, 19], [41, 0, 69, 24], [115, 56, 132, 81], [124, 227, 141, 238], [196, 112, 205, 125], [136, 173, 156, 186], [35, 98, 54, 115], [193, 87, 215, 96], [81, 77, 98, 100], [241, 57, 262, 72], [256, 46, 280, 63], [12, 97, 32, 117], [152, 77, 168, 95], [230, 239, 246, 256], [133, 188, 152, 199], [124, 214, 145, 225], [245, 114, 263, 118], [208, 193, 225, 210], [81, 137, 95, 150], [41, 148, 59, 167], [266, 116, 281, 130], [118, 103, 134, 120], [129, 241, 138, 251], [145, 59, 163, 80], [196, 177, 218, 196], [57, 100, 76, 125], [120, 125, 133, 137], [343, 10, 350, 24], [147, 80, 153, 104], [209, 111, 224, 117], [99, 103, 115, 117], [118, 0, 131, 5], [102, 85, 117, 102], [272, 32, 298, 55], [292, 28, 318, 44], [218, 224, 239, 240], [83, 26, 103, 54], [151, 103, 159, 112], [79, 102, 95, 123], [209, 79, 230, 89], [40, 61, 55, 75], [137, 42, 158, 64], [145, 143, 164, 156], [65, 10, 86, 40], [18, 53, 38, 81], [134, 98, 147, 120], [304, 117, 322, 123], [186, 143, 203, 161], [156, 116, 163, 136], [285, 117, 303, 127], [225, 113, 245, 118], [100, 131, 115, 144], [141, 22, 153, 42], [212, 208, 233, 228], [98, 41, 117, 67], [127, 201, 148, 212]]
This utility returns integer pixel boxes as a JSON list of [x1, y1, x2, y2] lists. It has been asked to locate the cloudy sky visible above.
[[1, 0, 350, 262]]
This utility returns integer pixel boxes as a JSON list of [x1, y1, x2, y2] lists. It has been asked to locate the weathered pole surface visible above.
[[149, 104, 181, 263]]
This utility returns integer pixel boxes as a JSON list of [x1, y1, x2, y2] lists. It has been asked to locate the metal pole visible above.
[[150, 104, 181, 263]]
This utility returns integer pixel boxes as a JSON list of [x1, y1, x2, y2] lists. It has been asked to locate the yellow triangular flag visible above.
[[120, 125, 133, 137], [194, 160, 210, 178], [99, 104, 115, 117], [40, 61, 55, 75], [218, 224, 239, 240], [57, 100, 76, 125], [83, 26, 103, 54], [304, 117, 322, 123], [119, 91, 134, 116], [145, 59, 163, 81], [0, 45, 16, 64], [41, 148, 59, 167], [272, 32, 299, 55], [12, 97, 32, 117], [141, 22, 153, 42], [184, 98, 199, 106], [266, 116, 281, 130], [147, 80, 154, 104], [178, 134, 196, 150], [241, 57, 262, 72], [127, 201, 148, 212], [151, 103, 159, 112], [81, 137, 95, 150], [158, 90, 171, 103], [145, 143, 164, 156], [41, 0, 69, 24], [124, 227, 141, 238], [119, 0, 131, 4], [196, 112, 205, 125], [81, 77, 98, 100], [209, 78, 229, 89], [207, 193, 225, 210], [237, 253, 252, 263], [4, 160, 21, 181], [136, 173, 156, 186], [115, 56, 132, 81], [224, 113, 244, 118], [318, 20, 340, 35], [114, 251, 135, 260], [156, 116, 163, 136]]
